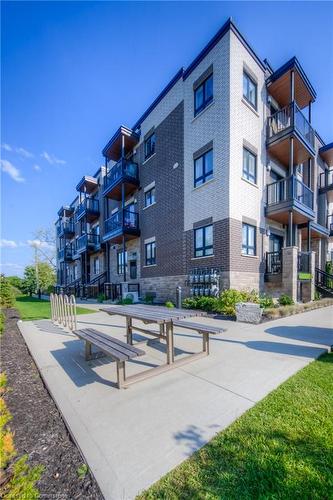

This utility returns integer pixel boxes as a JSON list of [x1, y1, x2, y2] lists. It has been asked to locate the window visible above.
[[243, 72, 257, 110], [243, 148, 257, 184], [144, 187, 156, 207], [194, 225, 213, 258], [117, 251, 127, 275], [145, 241, 156, 266], [194, 149, 213, 187], [242, 223, 256, 256], [93, 257, 100, 275], [194, 74, 213, 115], [144, 133, 156, 160]]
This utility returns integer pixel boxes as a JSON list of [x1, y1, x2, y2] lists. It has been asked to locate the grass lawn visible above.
[[14, 295, 96, 321], [139, 353, 333, 499]]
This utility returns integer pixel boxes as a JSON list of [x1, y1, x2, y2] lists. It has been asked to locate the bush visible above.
[[0, 276, 15, 308], [183, 296, 217, 312], [165, 301, 175, 308], [314, 290, 321, 301], [278, 294, 294, 306], [259, 294, 274, 309], [97, 293, 106, 303], [184, 289, 261, 316], [118, 297, 133, 305], [144, 293, 154, 305]]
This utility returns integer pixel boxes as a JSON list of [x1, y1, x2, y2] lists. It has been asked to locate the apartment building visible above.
[[55, 18, 333, 303]]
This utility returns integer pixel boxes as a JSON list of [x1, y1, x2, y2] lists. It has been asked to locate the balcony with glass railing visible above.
[[77, 233, 101, 253], [266, 175, 315, 224], [76, 198, 100, 222], [57, 221, 75, 238], [58, 244, 73, 262], [103, 208, 140, 243], [318, 169, 333, 203], [103, 159, 139, 200], [266, 102, 315, 166]]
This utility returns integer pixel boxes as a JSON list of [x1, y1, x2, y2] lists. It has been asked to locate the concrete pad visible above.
[[19, 307, 333, 499]]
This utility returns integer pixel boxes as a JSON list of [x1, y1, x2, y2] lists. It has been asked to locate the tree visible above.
[[31, 227, 56, 270], [6, 276, 24, 292], [0, 275, 15, 308], [22, 263, 56, 295]]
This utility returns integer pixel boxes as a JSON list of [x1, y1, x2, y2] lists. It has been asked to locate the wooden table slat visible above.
[[85, 328, 145, 357], [75, 329, 130, 361]]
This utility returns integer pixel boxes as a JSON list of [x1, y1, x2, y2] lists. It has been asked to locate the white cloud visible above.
[[41, 151, 66, 165], [16, 147, 34, 158], [27, 239, 55, 250], [33, 164, 41, 171], [0, 159, 25, 182], [1, 143, 12, 152], [0, 239, 18, 248]]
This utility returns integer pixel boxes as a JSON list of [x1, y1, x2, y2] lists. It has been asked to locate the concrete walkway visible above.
[[19, 307, 333, 499]]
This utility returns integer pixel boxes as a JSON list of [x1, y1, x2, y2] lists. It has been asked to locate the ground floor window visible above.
[[145, 241, 156, 266], [117, 251, 127, 274], [93, 257, 100, 275], [194, 224, 213, 257], [242, 223, 256, 255]]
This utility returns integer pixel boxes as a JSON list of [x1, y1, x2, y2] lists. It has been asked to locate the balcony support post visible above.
[[289, 137, 294, 175], [308, 101, 312, 124], [290, 69, 295, 102], [288, 210, 293, 246], [307, 222, 311, 252]]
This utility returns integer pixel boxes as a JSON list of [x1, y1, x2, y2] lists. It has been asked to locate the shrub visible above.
[[183, 297, 201, 310], [0, 276, 15, 308], [278, 294, 294, 306], [97, 293, 106, 303], [2, 455, 44, 500], [314, 290, 321, 301], [184, 289, 261, 316], [259, 294, 274, 309], [165, 301, 175, 308], [144, 293, 154, 305], [118, 297, 133, 305]]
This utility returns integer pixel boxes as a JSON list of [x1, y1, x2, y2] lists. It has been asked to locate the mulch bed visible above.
[[1, 308, 104, 499]]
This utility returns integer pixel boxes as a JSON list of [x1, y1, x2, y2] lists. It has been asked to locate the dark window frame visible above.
[[144, 133, 156, 160], [117, 251, 127, 275], [144, 186, 156, 207], [242, 223, 256, 256], [243, 71, 257, 110], [242, 147, 257, 184], [194, 74, 213, 116], [194, 224, 213, 258], [194, 149, 213, 188], [145, 241, 156, 266]]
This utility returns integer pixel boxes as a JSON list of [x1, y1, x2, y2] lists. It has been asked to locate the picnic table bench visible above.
[[171, 320, 224, 355], [74, 328, 145, 388]]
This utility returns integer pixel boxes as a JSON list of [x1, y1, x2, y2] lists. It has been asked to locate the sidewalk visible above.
[[18, 307, 333, 499]]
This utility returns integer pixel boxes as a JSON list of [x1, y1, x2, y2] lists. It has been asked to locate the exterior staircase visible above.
[[315, 268, 333, 297]]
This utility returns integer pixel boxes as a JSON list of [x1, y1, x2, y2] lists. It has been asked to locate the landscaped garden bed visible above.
[[0, 308, 103, 499], [139, 352, 333, 499]]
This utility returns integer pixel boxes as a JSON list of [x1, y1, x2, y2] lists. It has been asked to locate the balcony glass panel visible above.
[[76, 198, 100, 218], [266, 176, 313, 210], [267, 102, 315, 149], [104, 208, 139, 235], [104, 159, 138, 192]]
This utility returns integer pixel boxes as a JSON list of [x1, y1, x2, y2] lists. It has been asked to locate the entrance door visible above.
[[129, 260, 137, 280], [269, 234, 283, 253]]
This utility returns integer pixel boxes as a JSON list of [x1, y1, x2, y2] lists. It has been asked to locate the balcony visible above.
[[58, 244, 73, 262], [318, 169, 333, 203], [328, 215, 333, 237], [266, 102, 315, 166], [77, 233, 101, 254], [103, 209, 140, 244], [57, 221, 75, 238], [266, 175, 315, 224], [76, 198, 100, 222], [103, 159, 139, 200]]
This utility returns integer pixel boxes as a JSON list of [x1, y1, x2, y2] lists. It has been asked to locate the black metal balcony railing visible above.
[[57, 221, 75, 237], [104, 159, 139, 193], [58, 245, 73, 261], [319, 169, 333, 190], [265, 251, 282, 274], [267, 102, 315, 149], [77, 233, 100, 252], [76, 198, 100, 219], [104, 209, 139, 236], [267, 175, 313, 210]]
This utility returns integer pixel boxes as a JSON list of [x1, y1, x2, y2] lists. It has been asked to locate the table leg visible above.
[[126, 317, 133, 345], [202, 332, 209, 355], [85, 341, 92, 361], [166, 322, 175, 364], [117, 361, 126, 389]]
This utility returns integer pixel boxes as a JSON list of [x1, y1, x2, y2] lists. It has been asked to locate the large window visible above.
[[194, 149, 213, 187], [144, 186, 156, 207], [144, 133, 156, 160], [243, 72, 257, 110], [194, 74, 213, 115], [145, 241, 156, 266], [242, 223, 256, 256], [93, 257, 100, 275], [194, 225, 213, 258], [243, 148, 257, 184], [117, 251, 127, 275]]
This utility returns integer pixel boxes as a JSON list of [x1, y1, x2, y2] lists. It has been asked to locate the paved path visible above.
[[19, 307, 333, 500]]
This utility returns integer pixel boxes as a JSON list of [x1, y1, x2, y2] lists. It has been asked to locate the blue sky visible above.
[[1, 1, 333, 277]]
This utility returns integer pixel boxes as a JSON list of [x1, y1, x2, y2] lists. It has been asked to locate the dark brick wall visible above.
[[135, 101, 185, 278]]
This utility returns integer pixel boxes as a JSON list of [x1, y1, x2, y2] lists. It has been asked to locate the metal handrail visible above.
[[315, 267, 333, 291], [267, 102, 315, 148], [298, 251, 312, 274], [76, 198, 99, 217], [104, 158, 139, 190], [265, 250, 282, 274], [77, 233, 100, 250], [104, 208, 139, 235]]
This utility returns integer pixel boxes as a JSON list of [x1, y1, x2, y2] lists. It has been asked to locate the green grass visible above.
[[14, 295, 96, 321], [139, 353, 333, 499]]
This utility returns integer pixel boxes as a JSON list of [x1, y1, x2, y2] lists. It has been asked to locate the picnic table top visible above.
[[100, 304, 206, 324]]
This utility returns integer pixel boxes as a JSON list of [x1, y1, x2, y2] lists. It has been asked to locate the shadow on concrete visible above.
[[265, 325, 333, 347], [33, 320, 75, 337]]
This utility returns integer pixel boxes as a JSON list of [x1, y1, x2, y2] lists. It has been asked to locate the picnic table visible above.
[[99, 304, 223, 387]]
